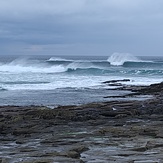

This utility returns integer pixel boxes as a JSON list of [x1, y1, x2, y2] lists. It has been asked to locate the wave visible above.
[[1, 56, 163, 75], [0, 64, 66, 74], [47, 57, 73, 62], [66, 67, 163, 76], [123, 61, 163, 68], [46, 57, 73, 66], [46, 54, 163, 69], [66, 61, 101, 70], [107, 53, 141, 66], [0, 87, 7, 91], [0, 58, 67, 74]]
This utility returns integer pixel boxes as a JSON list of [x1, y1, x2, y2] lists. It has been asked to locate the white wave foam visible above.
[[2, 75, 106, 90], [47, 57, 73, 62], [0, 62, 66, 74], [0, 57, 68, 74], [107, 53, 140, 66]]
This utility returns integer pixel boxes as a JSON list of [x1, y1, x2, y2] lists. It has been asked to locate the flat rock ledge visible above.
[[0, 82, 163, 163]]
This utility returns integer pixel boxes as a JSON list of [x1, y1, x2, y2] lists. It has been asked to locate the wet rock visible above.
[[0, 158, 10, 163], [100, 110, 134, 118], [146, 141, 163, 150], [37, 151, 59, 157], [103, 79, 130, 84], [19, 148, 37, 153], [139, 82, 163, 95], [115, 114, 128, 118], [0, 82, 163, 162], [66, 151, 80, 159], [70, 145, 89, 154], [0, 114, 4, 118], [12, 129, 33, 136], [25, 109, 56, 119], [139, 128, 157, 137], [16, 139, 27, 144], [132, 146, 147, 152], [134, 161, 159, 163], [23, 159, 54, 163]]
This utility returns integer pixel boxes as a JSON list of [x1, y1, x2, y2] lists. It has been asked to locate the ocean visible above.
[[0, 53, 162, 106]]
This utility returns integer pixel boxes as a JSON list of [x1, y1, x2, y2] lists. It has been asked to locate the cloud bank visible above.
[[0, 0, 163, 55]]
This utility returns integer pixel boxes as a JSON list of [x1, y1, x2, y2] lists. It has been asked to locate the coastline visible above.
[[0, 82, 163, 163]]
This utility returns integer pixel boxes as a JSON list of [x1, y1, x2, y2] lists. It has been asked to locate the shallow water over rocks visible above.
[[0, 82, 163, 162]]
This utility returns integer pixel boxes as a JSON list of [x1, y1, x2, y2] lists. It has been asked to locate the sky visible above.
[[0, 0, 163, 56]]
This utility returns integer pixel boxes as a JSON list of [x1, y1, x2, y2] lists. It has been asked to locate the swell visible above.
[[66, 67, 163, 76], [1, 57, 163, 75], [47, 60, 163, 69], [123, 61, 163, 68]]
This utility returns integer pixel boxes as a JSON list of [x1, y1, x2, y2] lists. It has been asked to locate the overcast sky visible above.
[[0, 0, 163, 56]]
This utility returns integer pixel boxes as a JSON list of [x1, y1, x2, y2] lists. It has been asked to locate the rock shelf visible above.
[[0, 82, 163, 162]]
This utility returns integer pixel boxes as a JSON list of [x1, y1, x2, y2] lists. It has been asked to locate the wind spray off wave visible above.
[[107, 53, 141, 66], [0, 58, 66, 74]]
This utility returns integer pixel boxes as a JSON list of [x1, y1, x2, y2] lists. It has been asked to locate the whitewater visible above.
[[0, 53, 163, 106]]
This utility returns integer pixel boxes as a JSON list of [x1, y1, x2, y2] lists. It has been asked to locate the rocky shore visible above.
[[0, 81, 163, 163]]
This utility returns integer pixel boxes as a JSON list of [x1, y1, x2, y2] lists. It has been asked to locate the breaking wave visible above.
[[107, 53, 141, 66], [0, 56, 163, 75], [0, 58, 66, 74], [47, 57, 73, 62], [0, 55, 163, 93]]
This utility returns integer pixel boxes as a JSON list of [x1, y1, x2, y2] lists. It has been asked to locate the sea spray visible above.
[[0, 55, 163, 91], [107, 53, 140, 66], [0, 58, 66, 73], [0, 54, 163, 106]]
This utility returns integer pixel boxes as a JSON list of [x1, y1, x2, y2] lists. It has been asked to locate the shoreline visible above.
[[0, 82, 163, 162]]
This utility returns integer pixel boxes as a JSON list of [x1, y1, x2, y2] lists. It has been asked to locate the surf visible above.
[[0, 58, 67, 74], [107, 53, 141, 66]]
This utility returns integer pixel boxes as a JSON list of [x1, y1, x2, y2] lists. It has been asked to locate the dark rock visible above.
[[70, 145, 89, 153], [66, 151, 80, 159], [19, 148, 37, 153], [0, 114, 3, 118], [16, 140, 27, 144], [12, 129, 33, 136], [132, 146, 147, 152], [0, 82, 163, 162], [136, 82, 163, 95], [103, 79, 130, 84], [146, 141, 163, 150], [139, 128, 157, 137]]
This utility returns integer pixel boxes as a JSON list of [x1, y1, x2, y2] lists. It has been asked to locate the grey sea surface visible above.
[[0, 54, 162, 106], [0, 88, 131, 106]]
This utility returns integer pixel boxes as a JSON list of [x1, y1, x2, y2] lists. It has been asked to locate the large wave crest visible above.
[[0, 58, 66, 73], [107, 53, 140, 66]]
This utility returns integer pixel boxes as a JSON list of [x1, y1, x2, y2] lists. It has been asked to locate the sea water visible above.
[[0, 53, 162, 106]]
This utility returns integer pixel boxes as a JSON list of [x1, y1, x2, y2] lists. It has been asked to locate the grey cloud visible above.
[[0, 0, 163, 55]]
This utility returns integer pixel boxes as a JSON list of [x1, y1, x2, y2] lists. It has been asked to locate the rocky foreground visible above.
[[0, 82, 163, 163]]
